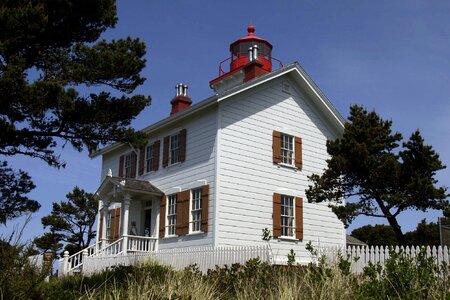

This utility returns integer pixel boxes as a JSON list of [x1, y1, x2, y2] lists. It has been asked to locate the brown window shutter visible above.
[[273, 193, 282, 238], [118, 155, 124, 177], [153, 140, 160, 171], [130, 152, 137, 178], [273, 131, 282, 164], [179, 129, 187, 162], [115, 208, 121, 239], [159, 195, 166, 238], [295, 197, 303, 240], [176, 190, 190, 236], [201, 185, 209, 233], [295, 136, 303, 169], [138, 147, 145, 176], [111, 208, 121, 240], [99, 212, 104, 240], [162, 136, 169, 168]]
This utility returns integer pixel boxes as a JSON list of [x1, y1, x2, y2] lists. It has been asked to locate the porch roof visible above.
[[96, 176, 164, 198]]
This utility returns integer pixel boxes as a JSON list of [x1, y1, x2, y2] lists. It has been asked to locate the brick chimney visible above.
[[243, 45, 270, 82], [170, 83, 192, 115]]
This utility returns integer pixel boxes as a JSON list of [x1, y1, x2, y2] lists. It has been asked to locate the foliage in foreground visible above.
[[32, 250, 450, 300], [0, 238, 48, 300]]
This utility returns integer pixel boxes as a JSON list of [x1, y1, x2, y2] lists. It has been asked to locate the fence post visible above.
[[62, 251, 69, 276], [82, 249, 88, 274]]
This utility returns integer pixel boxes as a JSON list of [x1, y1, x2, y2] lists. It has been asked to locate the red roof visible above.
[[229, 25, 273, 51]]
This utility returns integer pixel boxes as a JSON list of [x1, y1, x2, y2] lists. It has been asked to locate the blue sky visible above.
[[3, 1, 450, 242]]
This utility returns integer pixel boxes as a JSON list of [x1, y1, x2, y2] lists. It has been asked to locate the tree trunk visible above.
[[375, 198, 406, 245], [386, 215, 406, 245]]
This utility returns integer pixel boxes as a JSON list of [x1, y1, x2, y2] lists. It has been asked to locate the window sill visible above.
[[277, 163, 298, 171], [166, 162, 181, 169], [277, 236, 299, 242], [142, 170, 155, 176], [186, 231, 204, 236], [162, 235, 179, 240]]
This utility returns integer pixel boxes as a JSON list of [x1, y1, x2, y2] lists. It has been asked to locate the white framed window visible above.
[[190, 188, 202, 232], [145, 144, 154, 173], [281, 195, 295, 237], [169, 134, 180, 165], [166, 194, 177, 236], [124, 153, 132, 178], [281, 133, 294, 166]]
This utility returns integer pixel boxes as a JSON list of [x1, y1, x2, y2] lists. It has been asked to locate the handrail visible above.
[[65, 243, 96, 272], [99, 237, 123, 256], [217, 54, 283, 77]]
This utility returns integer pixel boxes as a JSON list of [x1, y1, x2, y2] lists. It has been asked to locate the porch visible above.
[[96, 175, 164, 253], [59, 234, 159, 276], [58, 175, 164, 276]]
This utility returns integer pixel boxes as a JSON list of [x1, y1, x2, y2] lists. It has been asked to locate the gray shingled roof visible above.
[[109, 176, 163, 195], [346, 235, 367, 246]]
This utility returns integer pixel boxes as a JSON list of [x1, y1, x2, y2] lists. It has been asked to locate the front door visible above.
[[144, 208, 152, 237]]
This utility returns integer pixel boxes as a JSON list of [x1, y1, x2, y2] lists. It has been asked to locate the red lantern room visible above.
[[210, 25, 282, 90], [229, 25, 273, 73]]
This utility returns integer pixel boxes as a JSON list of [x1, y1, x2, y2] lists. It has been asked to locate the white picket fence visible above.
[[61, 244, 450, 276], [320, 245, 450, 273], [82, 245, 270, 275]]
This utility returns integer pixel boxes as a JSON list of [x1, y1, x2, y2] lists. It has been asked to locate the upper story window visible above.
[[139, 140, 160, 175], [119, 152, 136, 178], [166, 194, 177, 236], [145, 144, 154, 173], [124, 153, 132, 178], [169, 134, 180, 165], [190, 188, 202, 233], [163, 129, 187, 168], [272, 130, 303, 169], [281, 134, 294, 166]]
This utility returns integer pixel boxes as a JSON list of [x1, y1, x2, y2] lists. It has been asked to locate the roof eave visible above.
[[90, 94, 218, 158]]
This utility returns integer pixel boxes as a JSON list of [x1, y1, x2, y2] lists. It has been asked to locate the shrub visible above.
[[0, 239, 50, 300]]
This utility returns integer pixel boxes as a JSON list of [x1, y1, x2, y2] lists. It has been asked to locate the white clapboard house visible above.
[[62, 26, 347, 274]]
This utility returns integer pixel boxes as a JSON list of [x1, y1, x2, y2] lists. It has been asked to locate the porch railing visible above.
[[125, 235, 158, 252], [100, 237, 124, 256], [59, 236, 159, 277]]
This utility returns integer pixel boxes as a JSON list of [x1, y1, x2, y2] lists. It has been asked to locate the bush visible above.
[[359, 248, 450, 299], [0, 239, 50, 300], [32, 249, 450, 299]]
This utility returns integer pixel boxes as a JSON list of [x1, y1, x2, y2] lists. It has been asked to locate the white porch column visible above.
[[101, 200, 109, 249], [95, 199, 103, 251], [122, 195, 131, 254]]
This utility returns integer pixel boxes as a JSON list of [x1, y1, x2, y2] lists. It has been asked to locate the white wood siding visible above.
[[100, 107, 218, 249], [217, 77, 345, 262]]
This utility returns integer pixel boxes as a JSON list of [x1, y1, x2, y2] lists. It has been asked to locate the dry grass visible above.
[[38, 254, 450, 300]]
